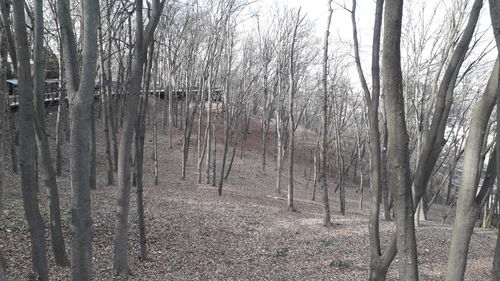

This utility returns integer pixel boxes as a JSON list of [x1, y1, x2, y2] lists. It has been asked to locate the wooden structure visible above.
[[7, 79, 60, 109]]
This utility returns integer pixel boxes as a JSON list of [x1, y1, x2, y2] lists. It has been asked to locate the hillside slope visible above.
[[0, 110, 496, 280]]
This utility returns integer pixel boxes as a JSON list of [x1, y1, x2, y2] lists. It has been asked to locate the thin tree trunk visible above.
[[311, 150, 318, 201], [56, 52, 67, 177], [224, 132, 238, 180], [287, 10, 301, 212], [218, 34, 233, 195], [113, 1, 164, 275], [320, 0, 333, 226], [181, 74, 198, 181], [7, 110, 18, 175], [134, 42, 154, 263], [359, 170, 364, 210], [32, 0, 69, 265], [153, 74, 159, 186], [0, 19, 7, 280], [212, 119, 217, 187], [206, 75, 213, 185], [168, 84, 174, 148], [276, 108, 283, 195], [12, 0, 49, 278], [98, 14, 114, 185], [351, 0, 392, 277]]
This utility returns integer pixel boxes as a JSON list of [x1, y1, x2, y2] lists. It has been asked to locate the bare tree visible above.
[[98, 0, 114, 185], [32, 0, 69, 265], [382, 0, 419, 279], [320, 0, 333, 226], [11, 0, 49, 278], [350, 0, 393, 278], [351, 0, 486, 277], [57, 0, 99, 279], [490, 2, 500, 279], [287, 8, 303, 211], [113, 0, 166, 276], [445, 59, 499, 281]]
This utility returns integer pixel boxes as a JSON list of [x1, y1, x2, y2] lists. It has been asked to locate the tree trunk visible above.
[[98, 15, 114, 185], [445, 60, 499, 281], [493, 227, 500, 281], [206, 77, 214, 185], [0, 18, 7, 278], [32, 0, 69, 265], [382, 0, 419, 279], [12, 0, 49, 278], [56, 51, 67, 177], [113, 0, 164, 276], [490, 2, 500, 279], [153, 73, 159, 186], [218, 35, 234, 195], [58, 0, 99, 278], [90, 101, 97, 190], [135, 43, 155, 262], [212, 119, 217, 187], [102, 80, 114, 185], [225, 132, 238, 180], [168, 83, 174, 148], [287, 10, 301, 212], [320, 0, 333, 226], [351, 0, 392, 278], [7, 110, 18, 175], [197, 77, 206, 183], [411, 0, 482, 214], [181, 74, 198, 181], [311, 149, 318, 201]]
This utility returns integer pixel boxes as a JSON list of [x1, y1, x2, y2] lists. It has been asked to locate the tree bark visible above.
[[113, 0, 165, 276], [32, 0, 69, 266], [445, 60, 499, 281], [218, 29, 234, 195], [206, 73, 214, 185], [287, 9, 302, 212], [57, 0, 99, 279], [350, 0, 393, 278], [98, 13, 114, 185], [56, 47, 67, 177], [0, 17, 7, 280], [12, 0, 49, 278], [276, 107, 284, 196], [320, 0, 333, 226], [135, 42, 155, 261], [490, 1, 500, 279], [382, 0, 419, 279], [90, 101, 97, 190]]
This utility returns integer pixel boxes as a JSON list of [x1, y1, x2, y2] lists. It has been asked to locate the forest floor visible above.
[[0, 106, 498, 280]]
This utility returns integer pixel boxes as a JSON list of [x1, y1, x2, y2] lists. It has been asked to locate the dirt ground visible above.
[[0, 107, 497, 280]]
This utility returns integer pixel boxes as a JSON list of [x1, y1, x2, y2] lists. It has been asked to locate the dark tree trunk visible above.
[[12, 0, 49, 278], [57, 0, 99, 279], [382, 0, 419, 279]]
